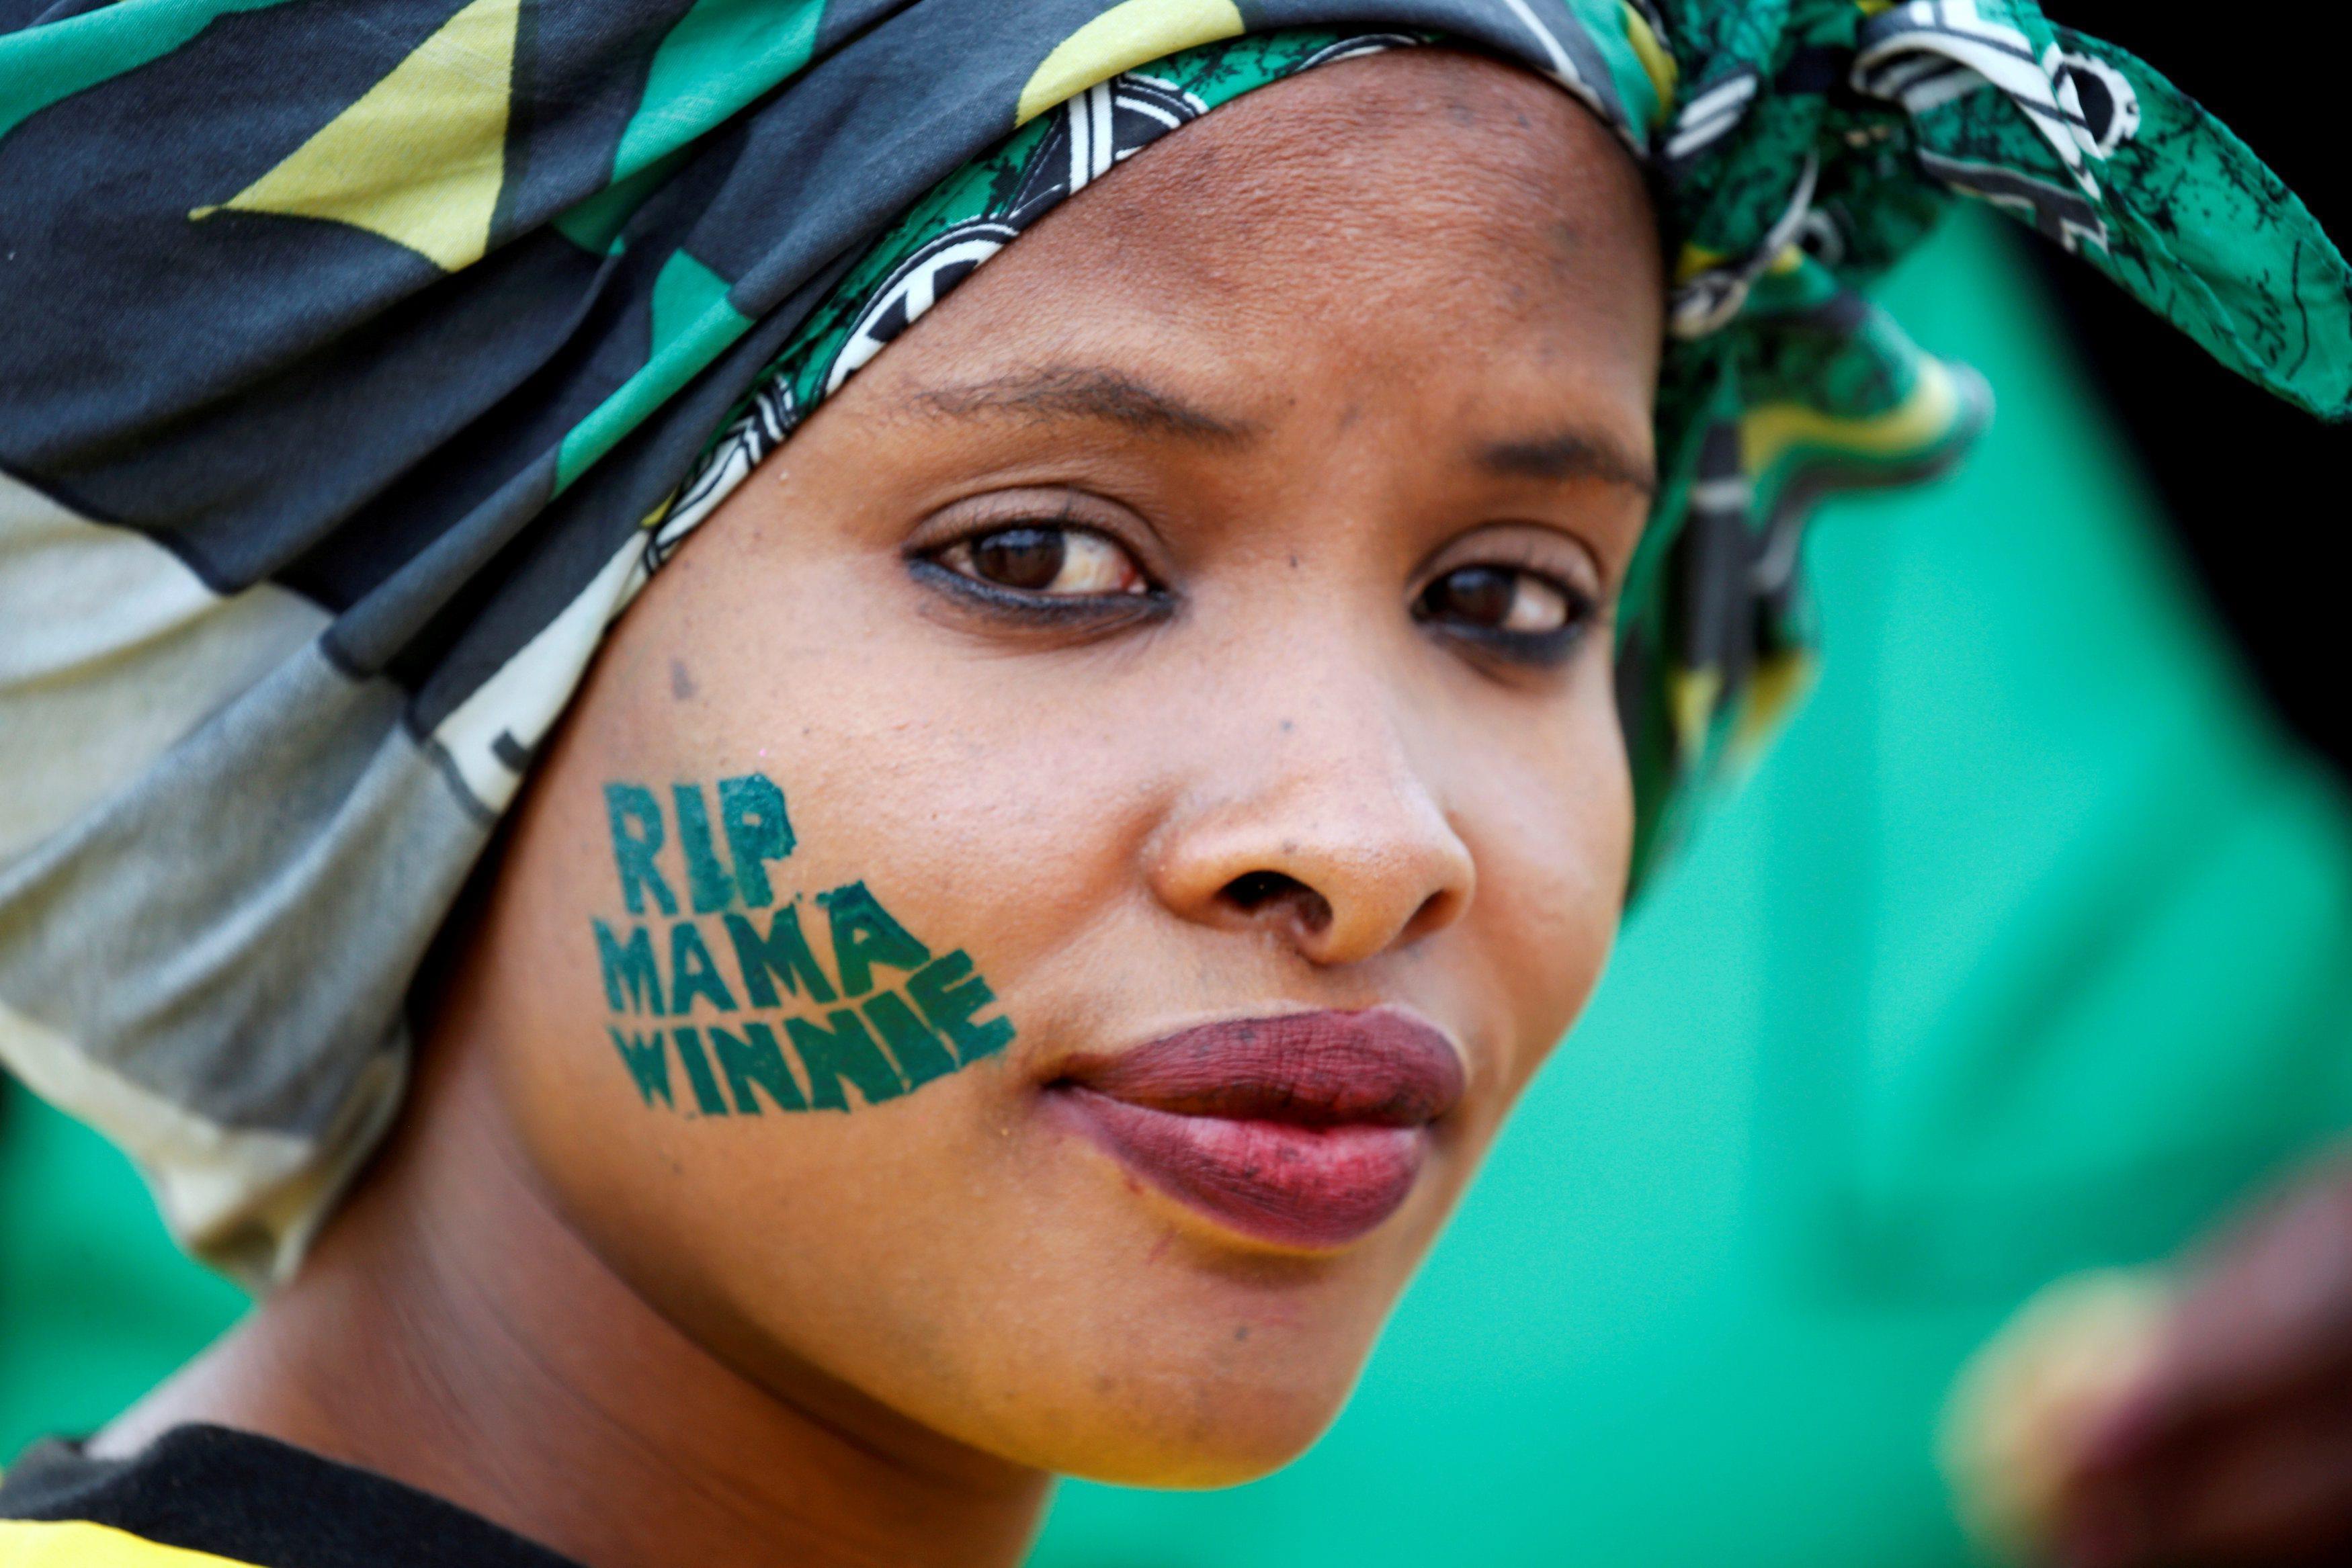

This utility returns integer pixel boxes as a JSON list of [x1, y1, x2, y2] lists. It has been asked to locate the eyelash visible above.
[[913, 519, 1598, 668], [908, 519, 1173, 629], [1412, 558, 1599, 670], [1419, 589, 1597, 669]]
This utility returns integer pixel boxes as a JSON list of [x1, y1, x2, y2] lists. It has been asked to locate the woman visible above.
[[0, 1, 2343, 1565]]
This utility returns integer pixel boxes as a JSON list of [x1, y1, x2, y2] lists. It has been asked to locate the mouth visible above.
[[1046, 1008, 1466, 1252]]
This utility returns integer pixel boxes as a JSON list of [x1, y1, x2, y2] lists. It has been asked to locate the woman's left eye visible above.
[[935, 526, 1147, 597], [1417, 565, 1583, 639]]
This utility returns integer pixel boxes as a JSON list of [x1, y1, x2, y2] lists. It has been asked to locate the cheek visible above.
[[480, 550, 1075, 1138], [1454, 672, 1632, 1095], [477, 619, 1083, 1385], [714, 660, 1148, 982], [648, 536, 1154, 951]]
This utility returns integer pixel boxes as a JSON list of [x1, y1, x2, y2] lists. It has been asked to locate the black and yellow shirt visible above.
[[0, 1426, 579, 1567]]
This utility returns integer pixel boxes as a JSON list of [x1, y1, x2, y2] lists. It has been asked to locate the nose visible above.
[[1145, 696, 1476, 968]]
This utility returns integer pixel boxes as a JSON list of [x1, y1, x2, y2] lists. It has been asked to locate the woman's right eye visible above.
[[933, 525, 1148, 597]]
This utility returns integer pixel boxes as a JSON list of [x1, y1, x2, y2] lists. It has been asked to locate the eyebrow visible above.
[[1478, 431, 1656, 496], [911, 366, 1255, 443]]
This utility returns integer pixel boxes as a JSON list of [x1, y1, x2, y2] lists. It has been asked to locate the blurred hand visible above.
[[2054, 1156, 2352, 1568]]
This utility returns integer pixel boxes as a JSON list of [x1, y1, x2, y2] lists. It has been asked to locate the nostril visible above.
[[1403, 889, 1456, 942], [1222, 870, 1290, 910], [1218, 870, 1333, 934]]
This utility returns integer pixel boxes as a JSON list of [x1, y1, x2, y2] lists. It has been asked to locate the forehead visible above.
[[865, 48, 1663, 429]]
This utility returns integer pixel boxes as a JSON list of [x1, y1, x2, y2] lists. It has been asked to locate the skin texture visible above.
[[105, 51, 1662, 1568]]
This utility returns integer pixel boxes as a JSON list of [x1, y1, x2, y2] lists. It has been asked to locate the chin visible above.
[[1030, 1376, 1355, 1490]]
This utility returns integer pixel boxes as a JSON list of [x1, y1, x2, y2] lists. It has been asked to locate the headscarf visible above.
[[1, 0, 2344, 1283]]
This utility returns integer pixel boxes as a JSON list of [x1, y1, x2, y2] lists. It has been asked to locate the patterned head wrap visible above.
[[2, 0, 2345, 1281]]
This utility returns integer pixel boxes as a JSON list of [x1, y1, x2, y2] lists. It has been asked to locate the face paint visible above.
[[593, 773, 1014, 1116]]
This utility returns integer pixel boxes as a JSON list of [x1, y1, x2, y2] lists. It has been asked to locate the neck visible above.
[[100, 1024, 1050, 1568]]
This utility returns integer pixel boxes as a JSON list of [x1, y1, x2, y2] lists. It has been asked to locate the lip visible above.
[[1048, 1009, 1466, 1251]]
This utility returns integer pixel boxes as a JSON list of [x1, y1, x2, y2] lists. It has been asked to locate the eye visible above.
[[935, 525, 1148, 597], [1417, 565, 1581, 637]]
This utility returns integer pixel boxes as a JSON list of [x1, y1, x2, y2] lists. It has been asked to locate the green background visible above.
[[8, 212, 2351, 1565]]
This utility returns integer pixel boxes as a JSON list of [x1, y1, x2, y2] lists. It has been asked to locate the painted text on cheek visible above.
[[591, 775, 1014, 1116]]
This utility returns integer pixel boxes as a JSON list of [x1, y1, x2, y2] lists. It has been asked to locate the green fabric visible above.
[[0, 0, 294, 142], [613, 0, 827, 182]]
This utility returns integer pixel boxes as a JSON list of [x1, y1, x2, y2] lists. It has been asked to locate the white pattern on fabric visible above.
[[665, 67, 1224, 579]]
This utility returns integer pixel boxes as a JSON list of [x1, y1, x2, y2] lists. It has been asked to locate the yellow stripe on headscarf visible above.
[[1728, 649, 1818, 763], [1669, 664, 1723, 760], [1739, 355, 1963, 480], [1016, 0, 1245, 124], [1673, 241, 1726, 284], [1619, 1, 1678, 115], [190, 0, 519, 271]]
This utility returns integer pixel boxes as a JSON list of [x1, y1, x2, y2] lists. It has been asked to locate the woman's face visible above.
[[480, 50, 1661, 1485]]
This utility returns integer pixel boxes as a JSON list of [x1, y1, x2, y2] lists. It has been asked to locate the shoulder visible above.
[[0, 1426, 580, 1568], [2, 1434, 263, 1566]]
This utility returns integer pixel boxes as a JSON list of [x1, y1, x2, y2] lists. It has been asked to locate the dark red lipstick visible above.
[[1049, 1009, 1465, 1250]]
